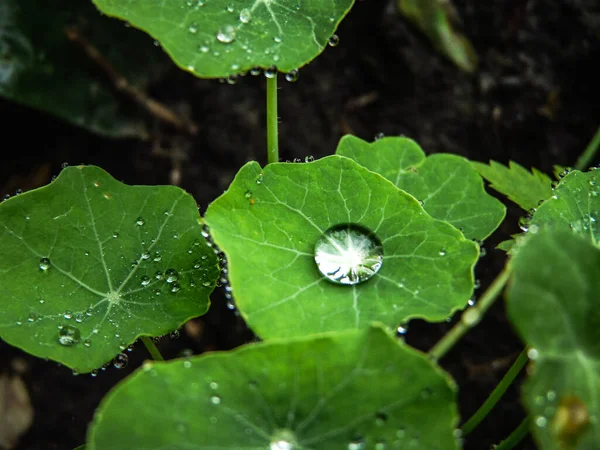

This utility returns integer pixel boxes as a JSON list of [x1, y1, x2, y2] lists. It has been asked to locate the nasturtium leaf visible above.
[[397, 0, 478, 72], [472, 160, 553, 212], [92, 0, 354, 78], [0, 166, 218, 373], [529, 169, 600, 246], [204, 156, 478, 340], [337, 135, 505, 241], [88, 325, 460, 450], [507, 231, 600, 449], [0, 0, 170, 138]]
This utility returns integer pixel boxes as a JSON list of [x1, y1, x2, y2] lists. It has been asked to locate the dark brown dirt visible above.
[[1, 0, 599, 449]]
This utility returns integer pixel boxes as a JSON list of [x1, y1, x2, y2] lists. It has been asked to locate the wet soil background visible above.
[[1, 0, 599, 449]]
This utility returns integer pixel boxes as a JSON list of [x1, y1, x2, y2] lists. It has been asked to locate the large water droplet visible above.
[[217, 25, 236, 44], [314, 224, 383, 285], [114, 353, 128, 369], [58, 325, 81, 346], [39, 258, 51, 271]]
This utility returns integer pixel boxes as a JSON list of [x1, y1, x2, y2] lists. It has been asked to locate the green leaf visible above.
[[0, 0, 170, 138], [0, 166, 218, 373], [74, 446, 86, 450], [507, 230, 600, 449], [88, 325, 460, 450], [204, 156, 478, 340], [337, 135, 505, 241], [530, 169, 600, 246], [397, 0, 478, 72], [92, 0, 354, 78], [472, 160, 553, 211]]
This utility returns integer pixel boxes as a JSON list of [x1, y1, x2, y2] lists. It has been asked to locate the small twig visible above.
[[65, 27, 198, 135]]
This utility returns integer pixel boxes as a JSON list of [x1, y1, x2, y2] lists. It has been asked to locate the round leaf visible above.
[[530, 169, 600, 245], [92, 0, 355, 78], [88, 325, 460, 450], [0, 166, 219, 373], [507, 230, 600, 448], [337, 135, 505, 241], [204, 156, 478, 340]]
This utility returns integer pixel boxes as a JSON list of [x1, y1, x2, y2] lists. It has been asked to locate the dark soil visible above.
[[1, 0, 599, 449]]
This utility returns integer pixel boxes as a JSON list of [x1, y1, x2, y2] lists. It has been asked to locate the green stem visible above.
[[141, 336, 164, 361], [575, 126, 600, 171], [429, 265, 511, 361], [461, 348, 529, 436], [493, 416, 531, 450], [266, 74, 279, 164]]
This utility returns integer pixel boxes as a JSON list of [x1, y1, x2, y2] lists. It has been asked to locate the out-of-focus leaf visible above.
[[0, 374, 33, 450]]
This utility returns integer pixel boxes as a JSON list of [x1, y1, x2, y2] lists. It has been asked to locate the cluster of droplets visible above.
[[284, 156, 315, 163], [201, 224, 236, 313]]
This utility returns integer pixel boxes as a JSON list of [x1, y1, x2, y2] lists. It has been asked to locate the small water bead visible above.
[[439, 249, 446, 256], [58, 325, 81, 346], [314, 223, 383, 285], [250, 67, 261, 76], [199, 45, 210, 53], [27, 313, 37, 322], [348, 440, 365, 450], [113, 353, 128, 369], [239, 8, 252, 23], [74, 312, 85, 323], [166, 269, 179, 283], [112, 231, 119, 238], [245, 190, 252, 199], [39, 298, 45, 304], [285, 69, 299, 82], [171, 282, 181, 293], [39, 258, 51, 271], [155, 271, 165, 280], [84, 339, 92, 348], [188, 23, 198, 34], [210, 394, 221, 405], [209, 381, 219, 390], [217, 25, 236, 44], [141, 275, 151, 286], [64, 310, 73, 320], [328, 34, 340, 47], [264, 66, 277, 78], [527, 348, 539, 360], [535, 416, 548, 428]]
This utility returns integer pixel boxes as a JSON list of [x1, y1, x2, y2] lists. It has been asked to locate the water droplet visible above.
[[171, 282, 181, 293], [217, 25, 236, 44], [250, 67, 261, 76], [39, 258, 51, 271], [188, 22, 198, 34], [348, 440, 365, 450], [155, 271, 165, 280], [239, 8, 252, 23], [199, 45, 210, 53], [84, 339, 92, 348], [285, 69, 299, 82], [141, 275, 151, 286], [528, 348, 539, 360], [170, 329, 180, 339], [256, 172, 264, 184], [209, 381, 219, 390], [113, 353, 128, 369], [274, 36, 282, 43], [314, 224, 383, 285], [374, 132, 385, 141], [27, 313, 37, 322], [39, 298, 45, 304], [210, 395, 221, 405], [166, 269, 179, 283], [58, 325, 81, 346], [245, 190, 253, 199], [264, 66, 277, 78], [74, 312, 85, 323], [328, 34, 340, 47], [64, 310, 73, 320], [439, 249, 446, 256], [535, 416, 548, 428], [112, 231, 119, 238]]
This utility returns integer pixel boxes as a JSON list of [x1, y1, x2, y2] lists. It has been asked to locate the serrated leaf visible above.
[[92, 0, 354, 78], [337, 135, 505, 241], [530, 170, 600, 246], [204, 156, 478, 340], [0, 0, 170, 138], [507, 230, 600, 449], [397, 0, 478, 72], [88, 325, 459, 450], [472, 160, 553, 211], [0, 166, 219, 373]]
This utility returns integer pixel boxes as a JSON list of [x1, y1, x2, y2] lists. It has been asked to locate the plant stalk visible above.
[[266, 74, 279, 164], [141, 336, 165, 361], [574, 126, 600, 171], [461, 348, 529, 436], [429, 265, 511, 361], [493, 416, 531, 450]]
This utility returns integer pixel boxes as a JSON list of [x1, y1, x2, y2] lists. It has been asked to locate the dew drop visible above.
[[171, 282, 181, 293], [84, 339, 92, 348], [264, 66, 277, 78], [27, 313, 37, 322], [155, 271, 165, 281], [188, 22, 198, 34], [39, 258, 51, 271], [374, 132, 385, 141], [328, 34, 340, 47], [245, 190, 253, 199], [113, 353, 128, 369], [64, 310, 73, 320], [74, 312, 85, 323], [250, 67, 261, 76], [210, 395, 221, 405], [217, 25, 236, 44], [141, 275, 151, 286], [58, 325, 81, 346], [199, 45, 210, 53], [348, 440, 365, 450], [166, 269, 179, 283], [314, 224, 383, 285], [285, 69, 299, 82], [239, 8, 252, 23]]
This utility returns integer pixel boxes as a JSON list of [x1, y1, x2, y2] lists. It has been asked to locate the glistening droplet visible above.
[[217, 25, 236, 43], [58, 325, 81, 346], [39, 258, 51, 271], [314, 223, 383, 285]]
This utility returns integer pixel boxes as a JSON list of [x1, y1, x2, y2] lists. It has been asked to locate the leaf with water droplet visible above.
[[88, 325, 460, 449], [0, 166, 219, 373], [204, 156, 478, 339], [0, 0, 171, 138], [92, 0, 354, 77], [337, 135, 505, 241], [507, 230, 600, 448]]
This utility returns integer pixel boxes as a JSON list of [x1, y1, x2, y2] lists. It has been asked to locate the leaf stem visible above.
[[493, 416, 531, 450], [141, 336, 164, 361], [461, 348, 529, 436], [266, 74, 279, 164], [429, 265, 511, 361], [575, 126, 600, 171]]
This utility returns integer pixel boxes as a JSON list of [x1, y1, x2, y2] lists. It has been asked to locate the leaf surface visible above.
[[205, 156, 478, 340], [472, 160, 553, 211], [88, 325, 460, 450], [337, 135, 505, 241], [507, 230, 600, 449], [92, 0, 354, 78], [0, 166, 218, 373], [0, 0, 169, 138]]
